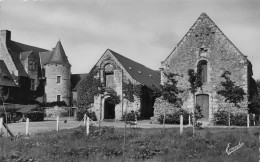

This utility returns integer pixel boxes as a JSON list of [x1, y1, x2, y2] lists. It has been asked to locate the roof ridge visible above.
[[162, 12, 247, 65]]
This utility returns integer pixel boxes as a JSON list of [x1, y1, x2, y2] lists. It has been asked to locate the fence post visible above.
[[56, 116, 59, 131], [86, 117, 89, 135], [188, 115, 191, 126], [180, 115, 183, 135], [247, 114, 250, 128], [84, 114, 87, 126], [26, 118, 29, 135], [253, 114, 256, 126], [0, 118, 3, 133]]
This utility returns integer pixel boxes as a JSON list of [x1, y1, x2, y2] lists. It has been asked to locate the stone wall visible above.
[[156, 13, 250, 124], [45, 64, 71, 105]]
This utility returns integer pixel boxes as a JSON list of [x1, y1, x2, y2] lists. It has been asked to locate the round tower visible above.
[[44, 41, 71, 106]]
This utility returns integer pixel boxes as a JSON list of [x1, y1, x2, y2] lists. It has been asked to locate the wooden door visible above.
[[196, 94, 209, 121]]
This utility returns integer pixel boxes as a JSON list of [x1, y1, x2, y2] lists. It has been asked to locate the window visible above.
[[198, 61, 207, 83], [57, 95, 61, 102], [30, 79, 35, 90], [57, 76, 61, 83], [29, 59, 36, 71]]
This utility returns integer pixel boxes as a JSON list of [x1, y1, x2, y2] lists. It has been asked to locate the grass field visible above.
[[0, 126, 259, 162]]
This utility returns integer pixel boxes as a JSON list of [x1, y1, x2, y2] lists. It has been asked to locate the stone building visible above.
[[89, 49, 160, 121], [0, 30, 71, 105], [152, 13, 258, 124], [39, 41, 71, 105]]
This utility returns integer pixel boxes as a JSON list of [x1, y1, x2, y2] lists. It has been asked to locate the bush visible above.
[[158, 109, 191, 125], [43, 101, 67, 107], [121, 110, 140, 121], [76, 109, 97, 121], [213, 111, 254, 126], [25, 111, 44, 121]]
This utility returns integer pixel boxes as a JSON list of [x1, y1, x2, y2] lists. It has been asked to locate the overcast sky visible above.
[[0, 0, 259, 80]]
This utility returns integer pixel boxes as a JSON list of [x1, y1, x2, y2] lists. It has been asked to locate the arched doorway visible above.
[[196, 94, 209, 121], [104, 98, 115, 119]]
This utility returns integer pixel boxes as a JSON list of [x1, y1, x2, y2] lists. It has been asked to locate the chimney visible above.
[[0, 30, 11, 44]]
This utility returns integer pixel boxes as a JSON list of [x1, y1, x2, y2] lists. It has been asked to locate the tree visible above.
[[188, 69, 203, 135], [217, 71, 246, 126]]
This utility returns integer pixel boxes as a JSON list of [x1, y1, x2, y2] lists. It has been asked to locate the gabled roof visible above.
[[163, 12, 248, 64], [39, 51, 53, 68], [6, 40, 48, 77], [20, 51, 33, 60], [108, 49, 160, 88], [71, 73, 88, 91], [49, 41, 70, 66], [0, 60, 18, 87]]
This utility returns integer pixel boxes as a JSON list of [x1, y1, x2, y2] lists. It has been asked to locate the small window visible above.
[[57, 76, 61, 83], [198, 61, 207, 83], [31, 79, 35, 90], [57, 95, 61, 102]]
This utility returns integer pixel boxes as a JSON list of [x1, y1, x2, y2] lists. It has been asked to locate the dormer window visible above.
[[29, 59, 36, 71]]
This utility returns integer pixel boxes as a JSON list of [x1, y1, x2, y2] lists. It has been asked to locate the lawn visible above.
[[0, 126, 259, 162]]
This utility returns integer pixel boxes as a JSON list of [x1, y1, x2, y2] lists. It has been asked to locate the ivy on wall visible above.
[[76, 68, 102, 109], [122, 81, 142, 102]]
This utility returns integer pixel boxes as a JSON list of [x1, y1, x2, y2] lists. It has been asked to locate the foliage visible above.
[[1, 125, 260, 161], [150, 72, 182, 106], [188, 69, 202, 94], [249, 95, 260, 114], [76, 69, 102, 109], [123, 82, 142, 102], [25, 111, 44, 121], [43, 101, 67, 107], [121, 110, 140, 121], [158, 108, 191, 124], [102, 87, 121, 105], [194, 104, 203, 121], [76, 108, 97, 121], [213, 111, 254, 126], [217, 71, 245, 106]]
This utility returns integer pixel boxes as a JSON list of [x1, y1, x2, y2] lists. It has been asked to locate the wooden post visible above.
[[84, 114, 87, 126], [180, 115, 183, 135], [188, 115, 191, 126], [26, 118, 29, 135], [0, 117, 3, 132], [247, 114, 250, 128], [163, 106, 166, 132], [86, 117, 89, 135], [253, 114, 256, 126], [56, 116, 59, 131]]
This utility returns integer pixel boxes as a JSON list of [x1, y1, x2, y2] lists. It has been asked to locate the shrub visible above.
[[158, 109, 191, 125], [44, 101, 67, 107], [213, 111, 254, 126], [25, 111, 44, 121], [76, 109, 97, 121], [121, 110, 140, 121]]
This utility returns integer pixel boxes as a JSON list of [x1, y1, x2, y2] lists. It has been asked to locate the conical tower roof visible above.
[[49, 41, 71, 66]]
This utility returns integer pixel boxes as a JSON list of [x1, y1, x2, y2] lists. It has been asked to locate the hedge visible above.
[[25, 111, 44, 121], [158, 109, 191, 125], [213, 111, 254, 126], [76, 109, 97, 121]]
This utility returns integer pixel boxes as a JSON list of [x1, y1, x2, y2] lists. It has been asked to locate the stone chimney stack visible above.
[[0, 30, 11, 44]]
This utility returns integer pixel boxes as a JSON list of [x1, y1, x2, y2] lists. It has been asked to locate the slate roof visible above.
[[39, 41, 70, 67], [0, 60, 18, 87], [6, 40, 48, 77], [71, 73, 88, 91], [20, 51, 33, 60], [49, 41, 70, 66], [108, 49, 161, 88]]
